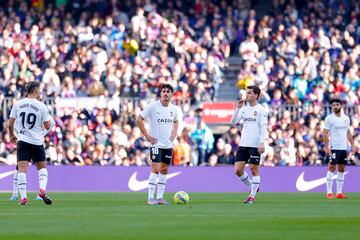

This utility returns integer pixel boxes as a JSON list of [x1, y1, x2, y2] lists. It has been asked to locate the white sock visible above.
[[336, 172, 345, 194], [250, 176, 260, 198], [18, 172, 27, 200], [240, 172, 252, 187], [326, 171, 334, 194], [157, 174, 167, 199], [38, 168, 48, 192], [148, 172, 158, 200], [12, 170, 19, 196]]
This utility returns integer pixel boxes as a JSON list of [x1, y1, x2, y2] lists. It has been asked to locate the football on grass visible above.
[[173, 191, 190, 204]]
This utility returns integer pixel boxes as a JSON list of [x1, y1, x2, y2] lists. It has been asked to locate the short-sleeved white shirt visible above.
[[324, 113, 350, 150], [232, 104, 268, 148], [140, 100, 181, 149], [10, 98, 51, 145]]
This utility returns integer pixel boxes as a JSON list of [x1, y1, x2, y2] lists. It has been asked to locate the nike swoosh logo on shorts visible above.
[[0, 170, 15, 180], [128, 171, 181, 191], [296, 171, 349, 191]]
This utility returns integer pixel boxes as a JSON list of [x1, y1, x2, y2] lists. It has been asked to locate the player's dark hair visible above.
[[332, 98, 342, 105], [247, 85, 261, 99], [26, 81, 40, 94], [160, 83, 174, 93]]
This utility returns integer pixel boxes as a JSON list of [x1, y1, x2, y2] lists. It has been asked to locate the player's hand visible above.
[[258, 143, 265, 154], [351, 145, 359, 154], [235, 99, 245, 109], [10, 135, 17, 145], [145, 134, 158, 145], [324, 146, 332, 156]]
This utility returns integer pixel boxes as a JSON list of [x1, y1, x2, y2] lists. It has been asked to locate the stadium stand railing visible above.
[[1, 97, 359, 123]]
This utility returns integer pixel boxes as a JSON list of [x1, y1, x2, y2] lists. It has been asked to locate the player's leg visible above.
[[234, 147, 251, 187], [17, 161, 28, 205], [326, 156, 336, 198], [10, 165, 19, 201], [234, 162, 251, 186], [35, 161, 48, 193], [147, 147, 161, 204], [33, 145, 52, 205], [32, 160, 44, 201], [336, 151, 347, 198], [249, 164, 260, 198], [17, 141, 30, 205], [243, 148, 261, 204], [148, 162, 160, 204], [157, 149, 173, 205]]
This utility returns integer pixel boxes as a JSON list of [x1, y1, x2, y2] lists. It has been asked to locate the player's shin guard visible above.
[[240, 172, 252, 187], [326, 171, 334, 194], [18, 172, 27, 200], [157, 174, 167, 199], [12, 169, 19, 196], [148, 172, 158, 200], [38, 168, 48, 192], [250, 176, 260, 198], [336, 172, 345, 194]]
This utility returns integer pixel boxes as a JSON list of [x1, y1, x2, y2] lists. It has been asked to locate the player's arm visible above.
[[323, 129, 331, 156], [43, 116, 55, 136], [43, 120, 51, 130], [170, 107, 182, 142], [170, 120, 179, 142], [347, 129, 357, 153], [323, 117, 332, 156], [42, 105, 52, 130], [8, 104, 18, 144], [258, 110, 268, 154], [8, 118, 17, 144], [136, 114, 157, 145], [230, 100, 244, 125]]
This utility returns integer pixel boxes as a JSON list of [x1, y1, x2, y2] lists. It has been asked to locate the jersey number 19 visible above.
[[20, 112, 37, 129]]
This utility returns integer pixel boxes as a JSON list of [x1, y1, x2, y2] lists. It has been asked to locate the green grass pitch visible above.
[[1, 192, 359, 240]]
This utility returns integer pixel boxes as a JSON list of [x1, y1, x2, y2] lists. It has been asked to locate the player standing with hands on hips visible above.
[[136, 84, 182, 205], [324, 99, 358, 199], [8, 81, 54, 205], [231, 85, 268, 204]]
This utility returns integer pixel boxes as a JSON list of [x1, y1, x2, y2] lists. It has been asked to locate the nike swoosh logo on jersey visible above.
[[0, 170, 15, 180], [128, 171, 181, 191], [296, 171, 349, 191]]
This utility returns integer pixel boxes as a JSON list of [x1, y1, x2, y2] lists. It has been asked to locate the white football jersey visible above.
[[324, 113, 350, 150], [140, 100, 181, 149], [231, 103, 268, 148], [10, 98, 51, 145]]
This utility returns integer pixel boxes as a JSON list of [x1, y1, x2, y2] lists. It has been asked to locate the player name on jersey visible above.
[[19, 103, 40, 112]]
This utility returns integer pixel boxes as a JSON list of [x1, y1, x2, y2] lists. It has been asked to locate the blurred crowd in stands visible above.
[[0, 0, 359, 166]]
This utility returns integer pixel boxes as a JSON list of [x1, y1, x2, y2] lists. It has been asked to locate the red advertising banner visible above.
[[201, 102, 234, 124]]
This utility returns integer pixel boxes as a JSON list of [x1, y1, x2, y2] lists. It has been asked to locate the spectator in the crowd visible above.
[[191, 120, 215, 165]]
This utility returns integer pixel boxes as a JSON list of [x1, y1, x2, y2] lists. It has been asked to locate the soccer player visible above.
[[10, 116, 55, 201], [136, 84, 181, 205], [231, 85, 268, 204], [8, 81, 53, 205], [324, 99, 357, 199]]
